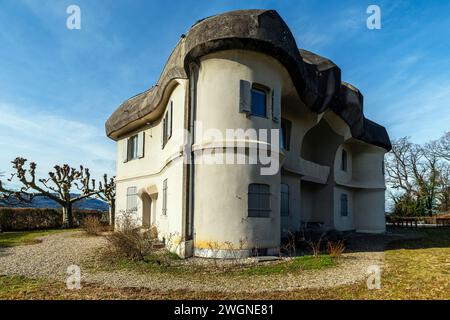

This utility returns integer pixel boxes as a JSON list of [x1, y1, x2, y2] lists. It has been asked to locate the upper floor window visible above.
[[128, 135, 138, 161], [281, 183, 289, 217], [281, 118, 292, 151], [382, 160, 385, 176], [162, 101, 173, 149], [341, 149, 348, 172], [251, 86, 268, 118], [126, 186, 138, 212], [123, 132, 144, 163], [340, 194, 348, 217], [248, 183, 271, 218]]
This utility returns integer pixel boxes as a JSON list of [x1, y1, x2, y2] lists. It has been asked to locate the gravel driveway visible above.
[[0, 231, 386, 292]]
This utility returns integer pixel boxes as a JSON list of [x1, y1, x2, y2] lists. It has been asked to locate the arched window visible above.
[[341, 149, 348, 172]]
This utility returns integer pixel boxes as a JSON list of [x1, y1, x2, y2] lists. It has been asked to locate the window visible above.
[[126, 187, 138, 212], [162, 101, 173, 149], [281, 118, 292, 151], [281, 183, 289, 217], [162, 179, 168, 216], [382, 160, 385, 175], [341, 149, 348, 171], [128, 135, 138, 161], [248, 184, 271, 217], [251, 87, 267, 118], [340, 194, 348, 217], [123, 132, 144, 162]]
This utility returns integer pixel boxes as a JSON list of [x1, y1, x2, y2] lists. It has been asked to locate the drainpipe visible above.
[[186, 61, 199, 240]]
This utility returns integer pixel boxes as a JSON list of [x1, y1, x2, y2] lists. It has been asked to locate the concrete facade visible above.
[[106, 10, 391, 258]]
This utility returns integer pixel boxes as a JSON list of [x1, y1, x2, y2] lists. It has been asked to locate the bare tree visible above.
[[386, 135, 450, 216], [433, 132, 450, 161], [97, 174, 116, 229], [385, 137, 416, 204], [0, 157, 99, 228]]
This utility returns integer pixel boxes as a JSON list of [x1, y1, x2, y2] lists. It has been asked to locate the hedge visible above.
[[0, 208, 105, 231]]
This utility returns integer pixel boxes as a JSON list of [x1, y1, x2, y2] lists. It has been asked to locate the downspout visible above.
[[186, 61, 199, 240]]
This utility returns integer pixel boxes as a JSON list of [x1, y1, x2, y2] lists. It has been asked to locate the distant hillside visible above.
[[1, 194, 108, 211]]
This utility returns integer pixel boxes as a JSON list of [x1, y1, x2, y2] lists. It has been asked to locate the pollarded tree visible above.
[[0, 157, 99, 228], [97, 174, 116, 229]]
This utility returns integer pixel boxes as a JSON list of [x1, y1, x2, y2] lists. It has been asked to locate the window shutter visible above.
[[137, 131, 145, 158], [239, 80, 251, 114], [272, 89, 280, 123], [122, 138, 128, 163], [161, 117, 166, 148], [168, 101, 173, 139]]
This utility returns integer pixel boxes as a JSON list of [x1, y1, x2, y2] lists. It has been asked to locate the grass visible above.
[[0, 227, 449, 299], [239, 255, 335, 275], [0, 229, 74, 248], [89, 249, 335, 277]]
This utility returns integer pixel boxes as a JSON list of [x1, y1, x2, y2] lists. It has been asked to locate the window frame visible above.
[[248, 183, 271, 218], [126, 186, 138, 212], [250, 84, 269, 119], [127, 135, 139, 161]]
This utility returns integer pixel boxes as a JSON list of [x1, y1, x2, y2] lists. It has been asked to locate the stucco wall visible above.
[[115, 81, 187, 241], [192, 50, 285, 256]]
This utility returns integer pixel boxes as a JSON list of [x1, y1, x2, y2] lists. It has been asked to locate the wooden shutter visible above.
[[239, 80, 251, 114], [122, 138, 128, 163], [161, 117, 166, 148], [272, 89, 280, 123], [168, 101, 173, 139], [137, 131, 145, 158]]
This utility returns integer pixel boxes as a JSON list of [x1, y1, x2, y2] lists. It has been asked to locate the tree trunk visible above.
[[109, 201, 115, 231], [62, 204, 74, 228]]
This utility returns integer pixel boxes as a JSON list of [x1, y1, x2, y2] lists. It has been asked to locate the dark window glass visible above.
[[341, 149, 348, 171], [281, 118, 292, 151], [340, 194, 348, 217], [248, 184, 271, 217], [251, 88, 267, 118], [281, 183, 289, 217]]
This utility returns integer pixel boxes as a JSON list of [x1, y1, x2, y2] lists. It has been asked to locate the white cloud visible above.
[[0, 101, 115, 188]]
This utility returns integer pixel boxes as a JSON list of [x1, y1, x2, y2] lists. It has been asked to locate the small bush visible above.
[[106, 211, 163, 262], [327, 240, 345, 259], [83, 216, 104, 236]]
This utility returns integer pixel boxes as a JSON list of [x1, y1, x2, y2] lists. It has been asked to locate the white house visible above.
[[105, 10, 392, 258]]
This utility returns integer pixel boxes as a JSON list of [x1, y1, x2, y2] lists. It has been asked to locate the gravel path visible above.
[[0, 231, 387, 292]]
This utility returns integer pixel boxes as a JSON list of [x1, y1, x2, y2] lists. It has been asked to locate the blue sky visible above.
[[0, 0, 449, 184]]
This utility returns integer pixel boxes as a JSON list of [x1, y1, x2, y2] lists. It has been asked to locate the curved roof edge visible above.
[[105, 9, 391, 151]]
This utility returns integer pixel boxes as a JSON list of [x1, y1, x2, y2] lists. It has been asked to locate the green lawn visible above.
[[0, 229, 74, 248]]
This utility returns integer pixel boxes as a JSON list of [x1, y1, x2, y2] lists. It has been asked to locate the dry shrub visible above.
[[327, 240, 346, 259], [106, 213, 156, 261], [280, 231, 296, 257], [83, 216, 103, 236]]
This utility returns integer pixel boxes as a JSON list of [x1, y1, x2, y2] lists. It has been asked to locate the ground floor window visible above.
[[340, 194, 348, 217], [281, 183, 289, 217], [248, 184, 271, 217], [126, 186, 138, 212]]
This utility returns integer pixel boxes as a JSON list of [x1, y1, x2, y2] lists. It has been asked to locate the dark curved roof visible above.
[[105, 9, 391, 151]]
